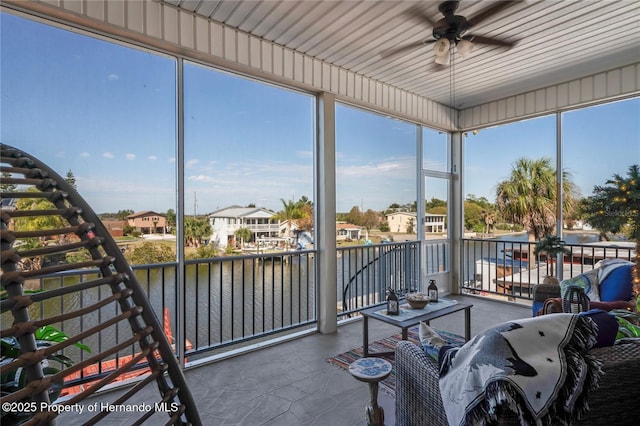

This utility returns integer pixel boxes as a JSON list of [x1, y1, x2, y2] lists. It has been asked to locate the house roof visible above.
[[386, 212, 417, 218], [209, 205, 275, 219], [336, 223, 362, 231], [127, 211, 165, 219]]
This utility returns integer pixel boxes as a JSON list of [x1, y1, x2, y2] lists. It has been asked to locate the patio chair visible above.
[[1, 144, 201, 425]]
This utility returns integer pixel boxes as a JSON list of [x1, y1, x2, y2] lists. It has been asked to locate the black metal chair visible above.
[[1, 144, 201, 425]]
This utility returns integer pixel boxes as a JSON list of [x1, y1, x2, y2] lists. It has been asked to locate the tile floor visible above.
[[58, 295, 531, 425]]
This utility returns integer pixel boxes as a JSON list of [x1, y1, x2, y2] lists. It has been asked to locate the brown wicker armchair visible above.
[[1, 144, 201, 425]]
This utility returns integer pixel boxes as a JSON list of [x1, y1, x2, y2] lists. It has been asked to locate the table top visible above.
[[360, 298, 472, 328], [349, 357, 392, 382]]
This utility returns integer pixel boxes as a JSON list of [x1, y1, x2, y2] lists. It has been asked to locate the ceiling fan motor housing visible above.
[[433, 1, 469, 43]]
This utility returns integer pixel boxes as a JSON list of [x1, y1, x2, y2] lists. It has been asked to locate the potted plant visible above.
[[1, 325, 90, 424], [535, 235, 571, 277]]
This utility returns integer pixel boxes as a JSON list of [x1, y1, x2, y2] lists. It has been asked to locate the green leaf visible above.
[[34, 326, 91, 353]]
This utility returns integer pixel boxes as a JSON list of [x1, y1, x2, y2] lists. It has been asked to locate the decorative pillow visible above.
[[578, 309, 618, 348], [418, 322, 464, 361], [560, 269, 600, 302], [599, 263, 633, 302]]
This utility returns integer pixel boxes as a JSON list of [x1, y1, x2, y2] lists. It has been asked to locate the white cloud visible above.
[[186, 159, 199, 168], [103, 152, 114, 159], [188, 175, 216, 183], [126, 153, 136, 160], [168, 157, 176, 163], [148, 155, 158, 161], [107, 73, 119, 81], [80, 152, 90, 158]]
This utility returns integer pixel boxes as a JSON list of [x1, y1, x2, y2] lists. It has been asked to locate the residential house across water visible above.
[[127, 211, 167, 235], [209, 205, 280, 248], [386, 212, 446, 233]]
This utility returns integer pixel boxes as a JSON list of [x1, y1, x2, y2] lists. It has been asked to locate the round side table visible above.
[[349, 357, 392, 426]]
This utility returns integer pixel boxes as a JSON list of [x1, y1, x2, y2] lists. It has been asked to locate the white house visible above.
[[209, 205, 279, 248], [336, 223, 362, 241]]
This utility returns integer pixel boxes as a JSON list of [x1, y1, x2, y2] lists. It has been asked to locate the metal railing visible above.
[[7, 239, 452, 391], [337, 240, 427, 318], [462, 237, 636, 301]]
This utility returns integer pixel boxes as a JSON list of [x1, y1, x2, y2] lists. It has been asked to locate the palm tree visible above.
[[496, 157, 577, 242], [278, 198, 302, 248], [534, 235, 571, 277], [234, 227, 252, 249]]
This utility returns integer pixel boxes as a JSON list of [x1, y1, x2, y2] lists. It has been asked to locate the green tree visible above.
[[464, 201, 483, 232], [116, 209, 134, 220], [13, 189, 67, 270], [278, 198, 303, 247], [235, 227, 252, 248], [496, 157, 577, 242], [361, 209, 380, 239], [345, 206, 362, 225], [580, 165, 640, 308], [184, 217, 212, 247], [1, 171, 17, 192], [126, 242, 175, 265], [534, 235, 571, 276], [406, 218, 415, 234], [425, 198, 446, 210], [65, 169, 77, 189], [166, 208, 176, 233]]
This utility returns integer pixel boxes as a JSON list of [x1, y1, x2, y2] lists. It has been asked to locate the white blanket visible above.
[[439, 314, 602, 426]]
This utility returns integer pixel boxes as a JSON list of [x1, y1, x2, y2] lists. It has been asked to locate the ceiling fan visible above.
[[381, 0, 521, 66]]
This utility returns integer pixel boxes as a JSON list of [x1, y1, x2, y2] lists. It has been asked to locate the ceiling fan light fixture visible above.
[[433, 38, 450, 57], [457, 39, 474, 58], [434, 53, 450, 65]]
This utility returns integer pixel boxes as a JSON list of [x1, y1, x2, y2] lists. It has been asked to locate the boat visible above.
[[505, 241, 635, 265]]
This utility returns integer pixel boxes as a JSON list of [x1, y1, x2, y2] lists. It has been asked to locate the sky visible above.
[[2, 12, 639, 215]]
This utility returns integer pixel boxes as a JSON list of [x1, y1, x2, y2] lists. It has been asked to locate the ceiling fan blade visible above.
[[404, 6, 438, 28], [379, 40, 434, 59], [466, 0, 522, 28], [464, 35, 515, 48]]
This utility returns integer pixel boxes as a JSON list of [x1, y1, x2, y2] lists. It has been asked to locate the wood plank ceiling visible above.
[[162, 0, 640, 109]]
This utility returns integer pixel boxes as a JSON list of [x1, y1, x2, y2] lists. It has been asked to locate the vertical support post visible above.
[[556, 112, 564, 281], [317, 92, 337, 334], [176, 58, 186, 366], [450, 131, 463, 294], [416, 126, 425, 292]]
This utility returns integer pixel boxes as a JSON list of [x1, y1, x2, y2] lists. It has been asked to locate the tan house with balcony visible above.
[[386, 212, 446, 233], [126, 211, 166, 235]]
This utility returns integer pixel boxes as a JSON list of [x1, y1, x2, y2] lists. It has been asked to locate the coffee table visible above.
[[360, 298, 472, 357]]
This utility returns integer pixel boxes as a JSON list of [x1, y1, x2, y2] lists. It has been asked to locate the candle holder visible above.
[[562, 285, 590, 314]]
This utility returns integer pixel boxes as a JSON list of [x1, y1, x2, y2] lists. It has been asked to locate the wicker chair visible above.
[[395, 338, 640, 425], [1, 144, 201, 425]]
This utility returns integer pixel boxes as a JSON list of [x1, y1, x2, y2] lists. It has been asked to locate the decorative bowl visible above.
[[405, 293, 429, 309]]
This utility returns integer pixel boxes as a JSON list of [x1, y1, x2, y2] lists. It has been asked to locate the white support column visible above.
[[176, 58, 186, 366], [450, 131, 463, 294], [556, 112, 564, 281], [416, 127, 425, 292], [317, 92, 337, 334]]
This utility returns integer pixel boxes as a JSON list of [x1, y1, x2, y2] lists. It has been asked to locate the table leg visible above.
[[401, 327, 408, 340], [465, 307, 471, 342], [363, 316, 369, 357], [365, 381, 384, 426]]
